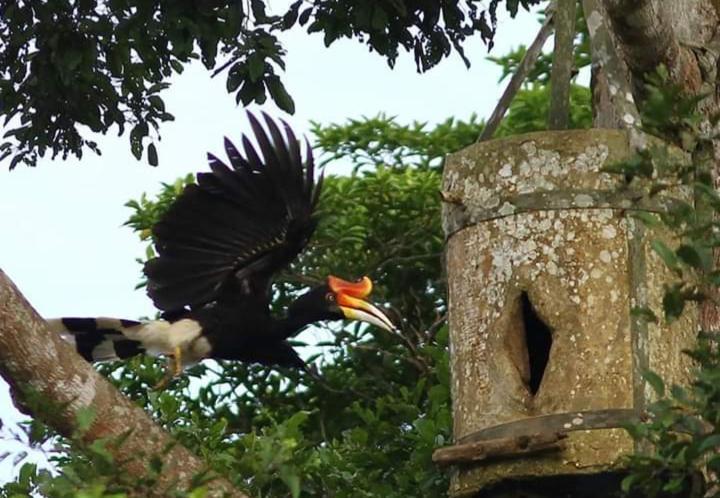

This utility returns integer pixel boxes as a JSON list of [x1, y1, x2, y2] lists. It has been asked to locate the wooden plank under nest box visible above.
[[439, 129, 697, 497]]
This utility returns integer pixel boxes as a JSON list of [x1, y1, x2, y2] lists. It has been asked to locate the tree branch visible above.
[[603, 0, 703, 94], [581, 0, 640, 128], [0, 269, 249, 498], [548, 0, 577, 130], [477, 4, 556, 142]]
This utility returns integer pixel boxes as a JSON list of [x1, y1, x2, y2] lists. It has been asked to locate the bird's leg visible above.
[[171, 346, 183, 376], [152, 346, 183, 390]]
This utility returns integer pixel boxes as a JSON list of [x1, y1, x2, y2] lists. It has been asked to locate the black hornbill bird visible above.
[[49, 112, 397, 384]]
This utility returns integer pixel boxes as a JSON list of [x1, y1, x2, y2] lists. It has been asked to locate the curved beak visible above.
[[328, 276, 397, 332], [337, 293, 397, 332]]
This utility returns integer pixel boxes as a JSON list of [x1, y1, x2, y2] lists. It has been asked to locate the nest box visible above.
[[438, 129, 697, 497]]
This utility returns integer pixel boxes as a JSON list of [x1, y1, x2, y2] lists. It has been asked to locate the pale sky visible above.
[[0, 6, 545, 483]]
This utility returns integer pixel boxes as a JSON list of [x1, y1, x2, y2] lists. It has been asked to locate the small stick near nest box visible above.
[[439, 190, 464, 205], [432, 432, 567, 467]]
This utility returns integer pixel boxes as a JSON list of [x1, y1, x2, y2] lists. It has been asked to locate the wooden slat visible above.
[[433, 432, 566, 467], [457, 408, 638, 444]]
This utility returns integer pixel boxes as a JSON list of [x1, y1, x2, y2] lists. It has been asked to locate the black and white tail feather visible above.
[[48, 317, 209, 366], [48, 318, 147, 362]]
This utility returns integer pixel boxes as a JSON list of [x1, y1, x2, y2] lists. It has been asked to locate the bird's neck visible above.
[[272, 308, 312, 339]]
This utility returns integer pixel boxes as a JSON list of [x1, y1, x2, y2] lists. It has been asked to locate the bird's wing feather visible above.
[[144, 112, 320, 312]]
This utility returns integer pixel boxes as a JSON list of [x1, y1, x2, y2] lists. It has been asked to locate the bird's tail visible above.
[[47, 317, 147, 362]]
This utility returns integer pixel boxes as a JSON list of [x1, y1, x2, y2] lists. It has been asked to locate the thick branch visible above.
[[603, 0, 704, 93], [0, 269, 249, 498], [582, 0, 640, 128], [548, 0, 577, 130]]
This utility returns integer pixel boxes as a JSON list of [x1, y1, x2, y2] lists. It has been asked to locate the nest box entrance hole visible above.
[[507, 291, 553, 396], [522, 292, 553, 395]]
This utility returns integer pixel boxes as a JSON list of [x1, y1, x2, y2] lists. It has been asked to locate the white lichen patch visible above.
[[586, 10, 603, 36], [443, 138, 615, 218], [498, 202, 516, 216], [574, 194, 594, 207], [599, 250, 612, 263], [602, 225, 617, 239], [67, 373, 97, 411]]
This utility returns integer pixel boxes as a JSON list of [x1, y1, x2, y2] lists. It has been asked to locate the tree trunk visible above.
[[597, 0, 720, 332], [0, 269, 249, 498]]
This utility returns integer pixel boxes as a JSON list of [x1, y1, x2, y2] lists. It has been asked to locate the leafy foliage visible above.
[[602, 66, 720, 496], [295, 0, 542, 72], [312, 114, 484, 171], [495, 83, 591, 134], [0, 0, 539, 169]]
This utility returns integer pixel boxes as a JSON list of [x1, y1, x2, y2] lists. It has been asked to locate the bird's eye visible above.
[[326, 292, 336, 302]]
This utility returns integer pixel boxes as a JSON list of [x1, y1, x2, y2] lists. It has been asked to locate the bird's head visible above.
[[288, 276, 397, 332]]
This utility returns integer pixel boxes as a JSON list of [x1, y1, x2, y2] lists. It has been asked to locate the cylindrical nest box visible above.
[[440, 129, 697, 497]]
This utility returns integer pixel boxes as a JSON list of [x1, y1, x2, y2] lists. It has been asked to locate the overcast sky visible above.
[[0, 6, 545, 482]]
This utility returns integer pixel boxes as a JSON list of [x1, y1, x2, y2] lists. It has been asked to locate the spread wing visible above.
[[144, 112, 323, 312]]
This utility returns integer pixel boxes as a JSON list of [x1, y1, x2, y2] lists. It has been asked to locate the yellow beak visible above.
[[337, 291, 397, 332]]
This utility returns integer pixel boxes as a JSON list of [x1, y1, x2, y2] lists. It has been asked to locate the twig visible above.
[[351, 344, 428, 373], [478, 3, 557, 142]]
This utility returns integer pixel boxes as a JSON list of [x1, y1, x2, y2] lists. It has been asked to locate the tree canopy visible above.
[[0, 0, 541, 169]]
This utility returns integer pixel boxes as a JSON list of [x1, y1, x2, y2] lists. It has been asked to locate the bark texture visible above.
[[593, 0, 720, 332], [548, 0, 577, 130], [581, 0, 638, 128], [604, 0, 712, 96], [0, 269, 249, 498]]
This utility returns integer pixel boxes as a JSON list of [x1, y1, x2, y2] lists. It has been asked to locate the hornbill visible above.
[[49, 112, 397, 385]]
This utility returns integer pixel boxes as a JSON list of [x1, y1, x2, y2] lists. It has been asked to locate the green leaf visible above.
[[147, 143, 158, 166], [18, 462, 36, 486], [699, 434, 720, 453], [170, 59, 184, 73], [676, 244, 703, 270], [631, 211, 662, 228], [187, 487, 208, 498], [663, 285, 686, 322], [643, 370, 665, 397], [651, 240, 679, 271], [75, 406, 96, 434], [266, 76, 295, 114], [148, 95, 165, 112], [248, 56, 264, 82]]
